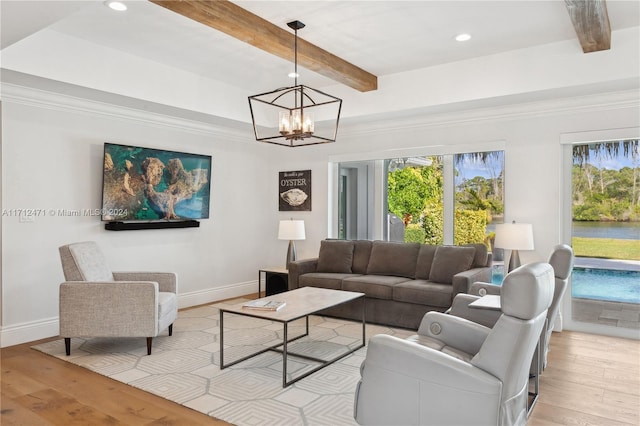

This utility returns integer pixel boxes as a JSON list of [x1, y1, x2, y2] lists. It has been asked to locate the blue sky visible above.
[[455, 152, 504, 185], [576, 141, 639, 170]]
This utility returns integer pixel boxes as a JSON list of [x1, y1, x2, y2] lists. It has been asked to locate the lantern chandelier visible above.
[[248, 20, 342, 147]]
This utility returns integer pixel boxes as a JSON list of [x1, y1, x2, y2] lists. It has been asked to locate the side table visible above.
[[258, 267, 289, 297]]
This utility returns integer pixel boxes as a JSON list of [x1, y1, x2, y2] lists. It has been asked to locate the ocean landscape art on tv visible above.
[[102, 143, 212, 221]]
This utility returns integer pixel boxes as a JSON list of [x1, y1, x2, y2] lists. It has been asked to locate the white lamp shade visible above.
[[278, 220, 306, 240], [494, 223, 534, 250]]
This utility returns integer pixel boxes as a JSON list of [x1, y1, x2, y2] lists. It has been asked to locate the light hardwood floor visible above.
[[2, 329, 638, 425]]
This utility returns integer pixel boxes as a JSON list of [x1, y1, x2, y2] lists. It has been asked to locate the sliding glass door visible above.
[[569, 139, 640, 331]]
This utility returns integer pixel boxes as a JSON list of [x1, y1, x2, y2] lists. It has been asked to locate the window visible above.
[[335, 150, 504, 253]]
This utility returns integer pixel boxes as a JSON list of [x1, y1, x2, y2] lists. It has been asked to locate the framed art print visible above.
[[279, 170, 311, 211]]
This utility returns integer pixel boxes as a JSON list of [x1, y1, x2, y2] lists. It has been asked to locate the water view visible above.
[[492, 263, 640, 305], [572, 268, 640, 304], [573, 221, 640, 240]]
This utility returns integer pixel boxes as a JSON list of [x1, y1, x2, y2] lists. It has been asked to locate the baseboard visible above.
[[0, 281, 258, 348], [178, 280, 257, 308], [0, 316, 59, 348]]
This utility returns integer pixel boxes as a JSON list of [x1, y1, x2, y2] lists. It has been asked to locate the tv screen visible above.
[[102, 143, 212, 221]]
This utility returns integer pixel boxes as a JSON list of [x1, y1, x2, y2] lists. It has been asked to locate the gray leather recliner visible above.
[[450, 244, 574, 372], [353, 262, 554, 426]]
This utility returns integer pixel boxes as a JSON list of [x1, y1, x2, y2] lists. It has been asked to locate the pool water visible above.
[[571, 268, 640, 304], [491, 266, 640, 304]]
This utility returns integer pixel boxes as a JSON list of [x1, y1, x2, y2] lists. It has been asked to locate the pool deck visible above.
[[574, 257, 640, 271]]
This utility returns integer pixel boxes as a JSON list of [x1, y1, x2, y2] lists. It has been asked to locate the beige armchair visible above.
[[450, 244, 574, 371], [353, 262, 554, 426], [58, 241, 178, 356]]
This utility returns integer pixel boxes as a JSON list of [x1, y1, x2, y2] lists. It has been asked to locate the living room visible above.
[[1, 1, 639, 425]]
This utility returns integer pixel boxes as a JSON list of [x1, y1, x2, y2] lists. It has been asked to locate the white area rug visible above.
[[33, 299, 414, 426]]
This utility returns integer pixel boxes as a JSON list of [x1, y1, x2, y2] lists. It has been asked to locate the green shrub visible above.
[[422, 203, 444, 245], [454, 209, 487, 245], [404, 224, 426, 243]]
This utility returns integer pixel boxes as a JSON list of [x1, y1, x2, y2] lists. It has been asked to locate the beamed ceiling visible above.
[[1, 0, 638, 95]]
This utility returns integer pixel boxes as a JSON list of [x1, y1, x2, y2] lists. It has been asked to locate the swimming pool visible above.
[[491, 266, 640, 304], [571, 268, 640, 304]]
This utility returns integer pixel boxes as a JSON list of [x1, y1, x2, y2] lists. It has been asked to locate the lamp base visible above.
[[507, 250, 521, 273], [286, 240, 297, 270]]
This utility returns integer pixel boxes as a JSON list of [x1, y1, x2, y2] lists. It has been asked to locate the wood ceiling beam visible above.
[[564, 0, 611, 53], [148, 0, 378, 92]]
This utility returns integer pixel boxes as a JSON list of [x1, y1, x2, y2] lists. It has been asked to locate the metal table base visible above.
[[220, 296, 366, 387]]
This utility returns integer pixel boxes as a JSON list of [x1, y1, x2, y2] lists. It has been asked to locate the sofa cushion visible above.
[[464, 243, 489, 267], [393, 280, 453, 308], [316, 240, 355, 273], [428, 246, 476, 284], [352, 240, 373, 274], [300, 273, 357, 290], [366, 241, 421, 279], [415, 244, 438, 280], [343, 275, 409, 299]]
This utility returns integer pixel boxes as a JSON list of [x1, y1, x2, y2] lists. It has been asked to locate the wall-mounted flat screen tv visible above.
[[102, 143, 212, 221]]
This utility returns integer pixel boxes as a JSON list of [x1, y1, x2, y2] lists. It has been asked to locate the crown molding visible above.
[[1, 82, 252, 143], [339, 89, 640, 138]]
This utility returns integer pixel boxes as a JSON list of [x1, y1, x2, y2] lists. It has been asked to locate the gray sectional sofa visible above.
[[288, 239, 492, 329]]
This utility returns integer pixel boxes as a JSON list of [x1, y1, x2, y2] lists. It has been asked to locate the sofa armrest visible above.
[[287, 258, 318, 289], [354, 334, 501, 426], [113, 271, 177, 293], [416, 311, 491, 355], [59, 281, 159, 337], [452, 266, 492, 296]]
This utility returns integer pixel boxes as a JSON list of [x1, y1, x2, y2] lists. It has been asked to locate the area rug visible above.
[[32, 298, 414, 426]]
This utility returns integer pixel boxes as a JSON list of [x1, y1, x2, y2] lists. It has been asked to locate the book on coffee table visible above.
[[243, 299, 286, 311]]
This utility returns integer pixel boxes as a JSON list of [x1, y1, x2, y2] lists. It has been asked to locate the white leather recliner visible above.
[[450, 244, 574, 371], [353, 262, 554, 426]]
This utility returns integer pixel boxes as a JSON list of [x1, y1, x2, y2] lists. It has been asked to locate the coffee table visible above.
[[219, 287, 366, 387]]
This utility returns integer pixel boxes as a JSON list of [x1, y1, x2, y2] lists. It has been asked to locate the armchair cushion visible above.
[[428, 246, 475, 284], [316, 240, 355, 273], [60, 241, 114, 281]]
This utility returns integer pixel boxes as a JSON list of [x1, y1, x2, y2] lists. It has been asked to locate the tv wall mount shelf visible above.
[[105, 221, 200, 231]]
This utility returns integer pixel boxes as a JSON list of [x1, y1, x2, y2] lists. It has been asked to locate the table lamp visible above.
[[278, 219, 306, 269], [494, 221, 534, 272]]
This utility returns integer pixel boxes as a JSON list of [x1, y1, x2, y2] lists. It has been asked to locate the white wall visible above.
[[1, 84, 639, 346], [0, 89, 288, 346], [265, 90, 640, 276]]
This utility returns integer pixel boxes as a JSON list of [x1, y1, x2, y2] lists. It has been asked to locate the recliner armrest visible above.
[[416, 311, 491, 355], [113, 271, 177, 293], [469, 281, 501, 296]]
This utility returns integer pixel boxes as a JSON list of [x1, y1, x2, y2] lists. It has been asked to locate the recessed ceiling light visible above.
[[455, 33, 471, 42], [104, 1, 127, 11], [288, 72, 299, 78]]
